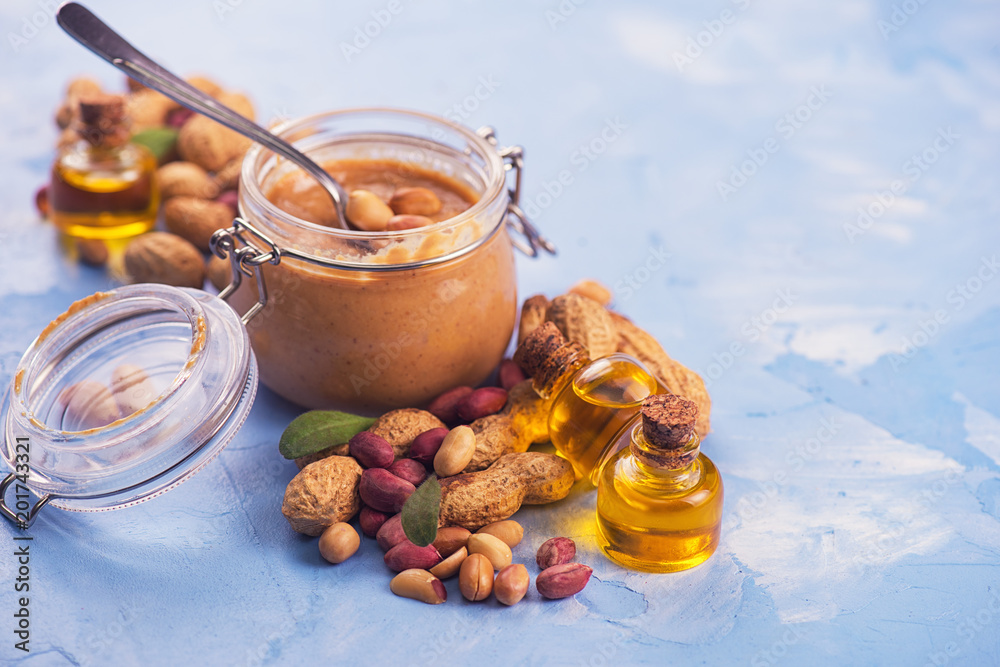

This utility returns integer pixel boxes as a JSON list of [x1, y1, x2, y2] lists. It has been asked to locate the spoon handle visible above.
[[55, 2, 349, 228]]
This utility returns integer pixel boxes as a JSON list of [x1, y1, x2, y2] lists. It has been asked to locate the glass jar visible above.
[[226, 109, 551, 414], [0, 285, 257, 525]]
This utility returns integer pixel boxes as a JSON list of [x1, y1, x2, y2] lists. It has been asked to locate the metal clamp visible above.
[[209, 218, 281, 325], [477, 126, 557, 258], [0, 473, 51, 529]]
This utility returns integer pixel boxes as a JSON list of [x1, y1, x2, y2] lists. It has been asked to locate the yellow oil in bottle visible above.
[[596, 416, 723, 572], [546, 354, 665, 481], [50, 143, 159, 240]]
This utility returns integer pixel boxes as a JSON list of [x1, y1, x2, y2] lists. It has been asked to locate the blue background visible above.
[[1, 0, 999, 665]]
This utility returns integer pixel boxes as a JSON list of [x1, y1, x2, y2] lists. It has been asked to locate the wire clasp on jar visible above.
[[477, 126, 557, 258], [0, 472, 51, 529], [209, 219, 280, 325]]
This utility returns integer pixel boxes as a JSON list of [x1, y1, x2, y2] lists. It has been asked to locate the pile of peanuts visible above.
[[307, 380, 592, 605], [320, 505, 591, 606]]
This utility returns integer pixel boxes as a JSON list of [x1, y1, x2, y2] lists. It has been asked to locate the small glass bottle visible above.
[[49, 93, 158, 240], [513, 321, 669, 481], [596, 394, 723, 572]]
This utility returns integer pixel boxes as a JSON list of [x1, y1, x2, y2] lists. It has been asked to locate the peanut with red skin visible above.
[[387, 458, 428, 487], [536, 563, 592, 599], [375, 513, 407, 552], [216, 189, 238, 215], [384, 541, 442, 572], [359, 506, 389, 538], [408, 428, 448, 467], [427, 386, 473, 425], [76, 239, 108, 267], [359, 468, 415, 513], [536, 537, 576, 570], [349, 431, 395, 469], [498, 359, 527, 391], [456, 387, 508, 423]]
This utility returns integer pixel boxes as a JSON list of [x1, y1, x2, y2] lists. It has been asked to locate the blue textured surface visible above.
[[2, 1, 999, 665]]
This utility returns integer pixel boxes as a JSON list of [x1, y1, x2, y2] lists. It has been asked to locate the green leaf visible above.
[[401, 474, 441, 547], [278, 410, 376, 460], [131, 127, 178, 163]]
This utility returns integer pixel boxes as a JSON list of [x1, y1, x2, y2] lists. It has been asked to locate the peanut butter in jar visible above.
[[231, 109, 519, 414]]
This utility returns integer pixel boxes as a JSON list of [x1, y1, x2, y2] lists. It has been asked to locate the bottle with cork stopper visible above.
[[49, 93, 159, 240], [513, 321, 670, 482], [596, 394, 723, 572]]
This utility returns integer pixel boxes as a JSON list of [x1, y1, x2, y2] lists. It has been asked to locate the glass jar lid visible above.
[[0, 284, 257, 521]]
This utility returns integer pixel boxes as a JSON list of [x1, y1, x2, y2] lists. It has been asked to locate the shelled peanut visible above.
[[345, 186, 441, 232]]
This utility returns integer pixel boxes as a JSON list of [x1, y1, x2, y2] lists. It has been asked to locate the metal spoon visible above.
[[55, 2, 351, 230]]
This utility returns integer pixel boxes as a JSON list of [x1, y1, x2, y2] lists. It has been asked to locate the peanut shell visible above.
[[368, 409, 447, 459], [439, 452, 574, 531], [546, 293, 618, 359], [568, 279, 612, 305], [157, 162, 219, 200], [609, 311, 711, 437], [281, 456, 363, 536], [124, 232, 205, 289], [163, 196, 233, 252], [518, 294, 550, 344]]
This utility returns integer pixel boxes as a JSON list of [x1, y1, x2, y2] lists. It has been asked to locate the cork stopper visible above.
[[513, 321, 587, 393], [77, 93, 130, 148], [632, 394, 700, 469]]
